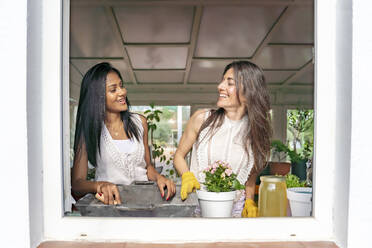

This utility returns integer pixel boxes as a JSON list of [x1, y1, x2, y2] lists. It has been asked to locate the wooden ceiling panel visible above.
[[70, 59, 132, 83], [270, 6, 314, 44], [135, 71, 185, 83], [70, 7, 123, 57], [126, 47, 188, 69], [195, 5, 284, 57], [264, 70, 294, 84], [290, 66, 314, 84], [188, 60, 234, 83], [114, 6, 193, 43], [254, 46, 313, 69]]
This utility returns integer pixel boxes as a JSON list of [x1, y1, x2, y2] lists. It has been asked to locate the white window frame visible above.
[[43, 0, 338, 242]]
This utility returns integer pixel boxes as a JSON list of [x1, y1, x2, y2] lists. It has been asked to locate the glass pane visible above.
[[131, 105, 191, 182]]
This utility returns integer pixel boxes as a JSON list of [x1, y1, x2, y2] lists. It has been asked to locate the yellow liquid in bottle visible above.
[[258, 176, 287, 217]]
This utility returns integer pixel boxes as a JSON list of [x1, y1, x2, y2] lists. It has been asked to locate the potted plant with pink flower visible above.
[[196, 160, 245, 217]]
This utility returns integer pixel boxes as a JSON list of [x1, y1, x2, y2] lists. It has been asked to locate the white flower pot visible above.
[[287, 187, 312, 217], [196, 190, 236, 217]]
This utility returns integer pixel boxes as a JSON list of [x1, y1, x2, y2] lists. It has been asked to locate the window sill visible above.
[[38, 241, 339, 248]]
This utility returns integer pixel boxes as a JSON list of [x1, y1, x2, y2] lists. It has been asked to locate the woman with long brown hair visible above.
[[174, 60, 272, 217]]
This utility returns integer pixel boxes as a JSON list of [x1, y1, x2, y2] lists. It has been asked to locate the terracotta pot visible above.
[[269, 162, 291, 176]]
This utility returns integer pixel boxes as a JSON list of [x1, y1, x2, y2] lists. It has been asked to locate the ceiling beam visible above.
[[125, 83, 313, 93], [124, 42, 189, 48], [193, 57, 251, 61], [281, 59, 313, 86], [72, 0, 314, 7], [184, 6, 203, 85], [70, 57, 124, 60], [268, 43, 314, 48], [104, 6, 138, 84], [251, 6, 294, 62], [133, 68, 185, 72]]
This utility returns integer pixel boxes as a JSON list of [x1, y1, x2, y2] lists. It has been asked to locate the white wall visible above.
[[1, 0, 372, 247], [333, 1, 352, 247], [348, 1, 372, 247], [0, 1, 31, 247], [27, 0, 45, 246]]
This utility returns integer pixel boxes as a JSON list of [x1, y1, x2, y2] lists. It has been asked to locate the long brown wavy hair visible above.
[[196, 61, 272, 173]]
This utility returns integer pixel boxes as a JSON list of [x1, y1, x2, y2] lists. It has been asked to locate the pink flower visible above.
[[211, 168, 216, 174], [225, 168, 233, 177]]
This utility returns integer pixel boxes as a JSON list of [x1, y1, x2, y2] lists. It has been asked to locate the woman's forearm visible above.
[[173, 152, 190, 176], [71, 178, 99, 195], [245, 171, 258, 200], [146, 164, 161, 182]]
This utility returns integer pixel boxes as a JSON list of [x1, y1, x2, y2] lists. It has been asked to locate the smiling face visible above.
[[105, 71, 128, 113], [217, 68, 245, 110]]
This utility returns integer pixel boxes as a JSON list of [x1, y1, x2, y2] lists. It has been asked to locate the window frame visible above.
[[43, 0, 338, 242]]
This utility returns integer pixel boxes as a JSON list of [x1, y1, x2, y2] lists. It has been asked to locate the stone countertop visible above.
[[75, 182, 198, 217]]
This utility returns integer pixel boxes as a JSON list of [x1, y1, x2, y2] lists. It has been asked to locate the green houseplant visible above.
[[144, 103, 173, 172], [269, 140, 291, 176], [287, 109, 314, 180], [285, 173, 312, 216], [270, 139, 313, 181]]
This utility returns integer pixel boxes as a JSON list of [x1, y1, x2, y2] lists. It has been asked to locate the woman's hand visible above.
[[241, 198, 258, 217], [156, 175, 176, 201], [180, 171, 200, 200], [95, 181, 121, 205]]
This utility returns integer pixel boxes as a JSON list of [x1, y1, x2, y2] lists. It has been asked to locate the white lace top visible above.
[[94, 114, 148, 185], [190, 110, 254, 185]]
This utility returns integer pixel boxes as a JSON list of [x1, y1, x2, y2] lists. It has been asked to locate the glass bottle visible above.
[[258, 175, 287, 217]]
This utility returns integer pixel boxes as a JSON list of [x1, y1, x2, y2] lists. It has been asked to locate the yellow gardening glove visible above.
[[180, 171, 200, 200], [241, 198, 258, 218]]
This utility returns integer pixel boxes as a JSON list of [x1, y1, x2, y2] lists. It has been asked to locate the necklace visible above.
[[106, 122, 123, 137]]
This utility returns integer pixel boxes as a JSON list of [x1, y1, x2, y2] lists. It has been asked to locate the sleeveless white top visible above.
[[190, 110, 254, 185], [112, 139, 136, 153], [94, 114, 148, 185]]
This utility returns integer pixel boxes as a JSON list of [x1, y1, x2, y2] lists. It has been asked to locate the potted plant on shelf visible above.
[[196, 161, 245, 217], [287, 109, 314, 181], [285, 174, 312, 216], [270, 139, 313, 181], [269, 140, 291, 176]]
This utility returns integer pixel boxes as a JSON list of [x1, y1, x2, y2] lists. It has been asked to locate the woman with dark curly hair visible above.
[[174, 61, 272, 217]]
